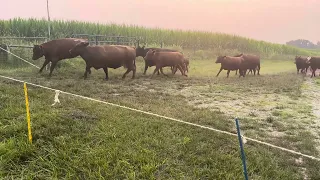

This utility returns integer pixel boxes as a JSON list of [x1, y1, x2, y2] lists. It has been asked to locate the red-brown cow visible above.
[[216, 56, 245, 77], [143, 50, 187, 78], [69, 42, 136, 80]]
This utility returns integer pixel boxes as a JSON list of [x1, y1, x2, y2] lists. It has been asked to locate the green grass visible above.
[[1, 56, 320, 179], [1, 18, 320, 59]]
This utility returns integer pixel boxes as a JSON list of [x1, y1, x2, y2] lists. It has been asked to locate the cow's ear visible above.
[[152, 50, 156, 54]]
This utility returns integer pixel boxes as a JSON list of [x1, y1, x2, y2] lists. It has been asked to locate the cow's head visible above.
[[144, 49, 156, 60], [69, 41, 89, 56], [215, 56, 226, 63], [32, 45, 44, 60], [135, 45, 146, 57]]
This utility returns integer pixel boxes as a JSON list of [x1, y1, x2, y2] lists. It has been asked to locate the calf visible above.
[[136, 45, 180, 74], [143, 50, 187, 78]]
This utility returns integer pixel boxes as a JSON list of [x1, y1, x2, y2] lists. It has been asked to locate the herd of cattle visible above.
[[30, 38, 320, 79], [294, 56, 320, 77]]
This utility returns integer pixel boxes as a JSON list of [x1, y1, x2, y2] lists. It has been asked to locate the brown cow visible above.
[[307, 56, 320, 78], [136, 45, 179, 75], [32, 38, 88, 76], [69, 42, 136, 80], [294, 56, 310, 74], [216, 56, 245, 77], [143, 50, 187, 78], [234, 53, 260, 75]]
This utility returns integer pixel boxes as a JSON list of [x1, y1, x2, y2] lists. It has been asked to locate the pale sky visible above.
[[1, 0, 319, 44]]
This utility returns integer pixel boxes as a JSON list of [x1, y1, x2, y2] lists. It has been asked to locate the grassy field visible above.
[[1, 56, 320, 179]]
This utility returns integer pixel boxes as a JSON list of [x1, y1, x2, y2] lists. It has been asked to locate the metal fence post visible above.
[[235, 118, 249, 180]]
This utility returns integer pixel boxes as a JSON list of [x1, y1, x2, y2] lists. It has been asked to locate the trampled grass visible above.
[[1, 56, 320, 179]]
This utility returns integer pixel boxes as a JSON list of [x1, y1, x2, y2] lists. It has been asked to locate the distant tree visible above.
[[286, 39, 316, 49]]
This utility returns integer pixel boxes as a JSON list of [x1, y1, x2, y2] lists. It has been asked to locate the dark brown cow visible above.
[[234, 53, 260, 75], [143, 50, 187, 78], [216, 56, 245, 77], [307, 56, 320, 78], [32, 38, 88, 76], [136, 45, 179, 74], [294, 56, 310, 74], [69, 42, 136, 80]]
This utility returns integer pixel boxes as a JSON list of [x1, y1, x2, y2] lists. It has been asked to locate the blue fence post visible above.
[[235, 118, 249, 180]]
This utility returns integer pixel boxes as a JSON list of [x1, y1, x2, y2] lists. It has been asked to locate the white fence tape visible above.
[[0, 46, 40, 69], [0, 74, 319, 162]]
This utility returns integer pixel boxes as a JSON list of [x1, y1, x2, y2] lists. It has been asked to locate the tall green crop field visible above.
[[1, 18, 319, 59]]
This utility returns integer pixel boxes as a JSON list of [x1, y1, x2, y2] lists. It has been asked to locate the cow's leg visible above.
[[216, 67, 223, 77], [39, 58, 50, 73], [235, 69, 238, 75], [103, 67, 109, 80], [131, 63, 136, 79], [151, 67, 160, 78], [157, 69, 160, 75], [143, 61, 148, 75], [253, 69, 256, 75], [311, 68, 316, 78], [48, 60, 58, 77], [227, 70, 230, 78], [122, 68, 132, 79], [177, 65, 187, 77], [84, 66, 91, 79], [173, 66, 179, 74], [160, 67, 168, 76]]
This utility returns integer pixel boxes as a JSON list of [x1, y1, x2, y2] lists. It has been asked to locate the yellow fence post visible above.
[[23, 82, 32, 144]]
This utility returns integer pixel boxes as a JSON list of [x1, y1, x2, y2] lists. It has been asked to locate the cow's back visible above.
[[154, 52, 184, 66], [83, 45, 135, 69], [243, 54, 260, 64], [221, 56, 243, 70], [42, 38, 86, 59]]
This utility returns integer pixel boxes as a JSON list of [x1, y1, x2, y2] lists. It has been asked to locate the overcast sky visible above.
[[1, 0, 319, 44]]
